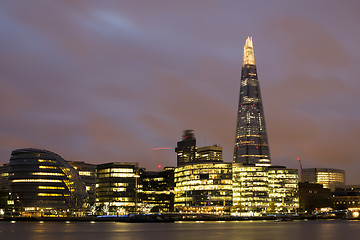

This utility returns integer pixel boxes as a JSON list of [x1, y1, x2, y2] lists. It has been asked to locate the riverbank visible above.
[[0, 212, 352, 222]]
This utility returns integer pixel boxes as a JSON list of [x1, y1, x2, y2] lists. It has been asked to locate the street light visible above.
[[134, 173, 140, 214]]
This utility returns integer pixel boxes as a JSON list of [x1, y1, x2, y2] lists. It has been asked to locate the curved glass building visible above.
[[8, 148, 86, 214]]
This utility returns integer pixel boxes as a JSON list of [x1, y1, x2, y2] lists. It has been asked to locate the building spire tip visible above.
[[243, 37, 255, 66]]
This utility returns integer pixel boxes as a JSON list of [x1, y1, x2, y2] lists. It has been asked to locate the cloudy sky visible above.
[[1, 0, 360, 183]]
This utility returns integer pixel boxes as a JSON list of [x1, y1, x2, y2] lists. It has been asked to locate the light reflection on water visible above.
[[0, 220, 359, 240]]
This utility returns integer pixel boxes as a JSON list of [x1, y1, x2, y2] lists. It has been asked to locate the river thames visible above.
[[0, 220, 359, 240]]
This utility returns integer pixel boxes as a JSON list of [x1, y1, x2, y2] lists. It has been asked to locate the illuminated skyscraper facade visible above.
[[175, 130, 196, 166], [234, 37, 271, 164]]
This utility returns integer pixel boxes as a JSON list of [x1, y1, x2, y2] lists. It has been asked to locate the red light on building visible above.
[[157, 165, 162, 169]]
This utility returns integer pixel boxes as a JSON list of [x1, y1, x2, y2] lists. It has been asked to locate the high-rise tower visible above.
[[175, 130, 196, 166], [233, 37, 271, 164]]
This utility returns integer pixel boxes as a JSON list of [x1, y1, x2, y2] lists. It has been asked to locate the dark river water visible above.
[[0, 220, 359, 240]]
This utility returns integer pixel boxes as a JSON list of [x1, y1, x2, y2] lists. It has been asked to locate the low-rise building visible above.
[[303, 168, 345, 191], [332, 186, 360, 210], [298, 182, 332, 213]]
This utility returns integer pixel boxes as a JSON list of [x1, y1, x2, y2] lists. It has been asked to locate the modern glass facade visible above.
[[68, 161, 96, 206], [8, 148, 87, 216], [268, 167, 299, 213], [175, 130, 196, 166], [303, 168, 345, 191], [141, 167, 174, 213], [232, 164, 299, 215], [196, 145, 223, 163], [96, 162, 141, 213], [234, 37, 271, 164], [232, 163, 269, 216], [0, 164, 9, 210], [174, 163, 232, 214]]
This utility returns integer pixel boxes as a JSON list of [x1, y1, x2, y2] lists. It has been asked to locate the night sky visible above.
[[1, 1, 360, 183]]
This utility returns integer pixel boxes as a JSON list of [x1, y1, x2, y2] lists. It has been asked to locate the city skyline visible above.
[[1, 1, 360, 184]]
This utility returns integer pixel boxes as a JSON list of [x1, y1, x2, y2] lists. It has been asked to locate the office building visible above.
[[141, 167, 174, 212], [96, 162, 142, 214], [175, 130, 196, 166], [232, 163, 269, 216], [303, 168, 345, 191], [174, 162, 232, 214], [298, 182, 332, 213], [0, 164, 9, 210], [8, 148, 87, 217], [234, 37, 271, 164], [196, 145, 223, 162], [232, 164, 299, 215], [68, 161, 96, 206], [332, 186, 360, 210], [268, 166, 299, 213]]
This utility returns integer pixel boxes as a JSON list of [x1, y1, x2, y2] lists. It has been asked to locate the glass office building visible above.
[[141, 167, 174, 213], [174, 162, 232, 214], [68, 161, 96, 206], [303, 168, 345, 191], [232, 163, 269, 216], [96, 162, 141, 213], [8, 148, 87, 216], [232, 164, 299, 216], [268, 167, 299, 213], [175, 130, 196, 166], [234, 37, 271, 164], [196, 145, 223, 162], [0, 164, 9, 210]]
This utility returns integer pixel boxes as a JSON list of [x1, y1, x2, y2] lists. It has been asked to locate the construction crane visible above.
[[298, 157, 304, 182]]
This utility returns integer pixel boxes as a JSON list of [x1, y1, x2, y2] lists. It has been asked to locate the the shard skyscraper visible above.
[[233, 37, 271, 164]]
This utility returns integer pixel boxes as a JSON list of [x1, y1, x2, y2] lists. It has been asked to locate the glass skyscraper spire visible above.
[[233, 37, 271, 164]]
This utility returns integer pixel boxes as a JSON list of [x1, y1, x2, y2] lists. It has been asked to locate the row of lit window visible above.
[[38, 186, 65, 190], [12, 179, 63, 183], [39, 166, 57, 169], [98, 173, 135, 178], [176, 179, 232, 186], [38, 193, 62, 197], [143, 177, 164, 182], [79, 171, 94, 176], [175, 164, 231, 172], [175, 185, 232, 191], [142, 190, 172, 194], [99, 168, 134, 173], [38, 159, 57, 163], [32, 172, 64, 176]]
